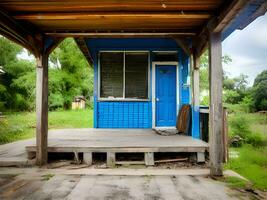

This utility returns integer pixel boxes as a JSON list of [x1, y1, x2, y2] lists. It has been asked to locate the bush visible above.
[[229, 115, 251, 139], [247, 132, 266, 147]]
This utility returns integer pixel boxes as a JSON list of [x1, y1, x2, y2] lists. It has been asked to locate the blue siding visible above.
[[178, 51, 190, 106], [97, 102, 152, 128]]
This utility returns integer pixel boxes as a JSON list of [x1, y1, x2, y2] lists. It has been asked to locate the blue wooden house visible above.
[[87, 38, 200, 136], [1, 0, 266, 175]]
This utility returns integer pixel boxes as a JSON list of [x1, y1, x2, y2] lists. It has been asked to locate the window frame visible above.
[[98, 50, 150, 101]]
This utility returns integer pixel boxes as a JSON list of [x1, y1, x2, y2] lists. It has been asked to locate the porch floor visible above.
[[26, 128, 208, 151], [0, 129, 209, 167]]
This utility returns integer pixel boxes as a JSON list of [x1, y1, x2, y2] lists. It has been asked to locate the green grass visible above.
[[0, 109, 93, 144], [223, 176, 250, 189], [225, 107, 267, 191], [225, 145, 267, 190]]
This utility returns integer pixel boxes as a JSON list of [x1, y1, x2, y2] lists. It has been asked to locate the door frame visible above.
[[152, 62, 179, 128]]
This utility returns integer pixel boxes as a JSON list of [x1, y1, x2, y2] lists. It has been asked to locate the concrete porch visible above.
[[26, 128, 208, 167]]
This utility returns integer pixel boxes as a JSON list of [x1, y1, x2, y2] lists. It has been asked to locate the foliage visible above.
[[0, 36, 93, 111], [49, 38, 93, 110], [223, 90, 240, 104], [0, 109, 93, 144], [228, 112, 267, 147], [225, 145, 267, 190], [0, 37, 35, 111], [229, 115, 251, 139], [251, 70, 267, 111]]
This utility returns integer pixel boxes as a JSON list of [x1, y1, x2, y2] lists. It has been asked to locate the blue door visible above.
[[155, 65, 177, 127]]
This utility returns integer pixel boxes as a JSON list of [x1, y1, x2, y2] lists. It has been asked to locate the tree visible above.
[[0, 36, 35, 111], [199, 50, 233, 105], [252, 70, 267, 111], [0, 36, 94, 111], [49, 38, 93, 110], [223, 74, 249, 104], [200, 51, 232, 92]]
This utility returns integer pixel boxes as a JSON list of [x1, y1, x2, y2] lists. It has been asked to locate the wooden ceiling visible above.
[[0, 0, 226, 36]]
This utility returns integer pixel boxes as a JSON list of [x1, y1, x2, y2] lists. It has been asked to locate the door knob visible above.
[[156, 98, 159, 101]]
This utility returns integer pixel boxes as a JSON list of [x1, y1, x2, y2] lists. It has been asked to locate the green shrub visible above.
[[246, 132, 266, 147], [229, 115, 251, 139]]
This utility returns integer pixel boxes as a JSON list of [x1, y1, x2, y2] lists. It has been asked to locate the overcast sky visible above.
[[222, 12, 267, 86]]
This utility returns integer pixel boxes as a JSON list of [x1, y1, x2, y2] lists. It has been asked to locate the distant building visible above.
[[72, 96, 86, 110]]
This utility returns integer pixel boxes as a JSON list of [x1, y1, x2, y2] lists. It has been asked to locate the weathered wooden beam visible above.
[[75, 38, 93, 65], [35, 36, 63, 166], [36, 53, 49, 166], [46, 32, 196, 37], [14, 12, 212, 20], [44, 37, 64, 56], [173, 38, 191, 56], [211, 0, 249, 33], [194, 0, 249, 57], [0, 8, 38, 54], [208, 32, 223, 176]]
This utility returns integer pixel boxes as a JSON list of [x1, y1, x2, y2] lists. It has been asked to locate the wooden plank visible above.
[[35, 54, 49, 166], [44, 37, 64, 56], [194, 0, 249, 57], [209, 32, 223, 176], [83, 152, 92, 166], [145, 152, 154, 166], [0, 1, 223, 12], [211, 0, 248, 33], [173, 38, 191, 56], [0, 8, 38, 55], [155, 158, 188, 163], [75, 38, 93, 65], [107, 152, 116, 168], [26, 146, 208, 153], [115, 161, 145, 165], [14, 12, 211, 20], [47, 32, 196, 37]]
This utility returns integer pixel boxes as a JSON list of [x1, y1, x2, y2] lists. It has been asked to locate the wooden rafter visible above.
[[44, 37, 64, 56], [13, 12, 212, 20], [193, 0, 250, 58], [0, 8, 38, 54], [172, 37, 191, 56], [75, 38, 93, 65]]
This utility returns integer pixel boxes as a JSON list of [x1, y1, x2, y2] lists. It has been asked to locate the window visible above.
[[100, 52, 123, 98], [99, 51, 149, 99]]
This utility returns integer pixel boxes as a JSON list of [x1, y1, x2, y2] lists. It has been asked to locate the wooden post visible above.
[[191, 53, 201, 139], [209, 32, 223, 176], [107, 152, 116, 168], [192, 55, 200, 107], [84, 152, 93, 165], [145, 152, 154, 166], [36, 53, 49, 166]]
